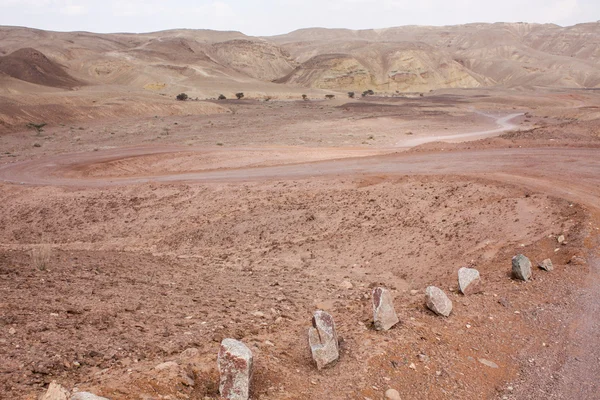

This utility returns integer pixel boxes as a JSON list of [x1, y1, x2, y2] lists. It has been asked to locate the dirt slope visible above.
[[0, 48, 82, 89]]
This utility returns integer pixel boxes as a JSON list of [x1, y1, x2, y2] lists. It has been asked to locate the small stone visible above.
[[385, 388, 401, 400], [308, 310, 339, 370], [512, 254, 532, 281], [425, 286, 453, 317], [41, 381, 70, 400], [569, 255, 586, 266], [340, 280, 353, 289], [410, 289, 419, 296], [251, 311, 265, 318], [478, 358, 499, 369], [218, 339, 253, 400], [418, 353, 430, 363], [71, 393, 110, 400], [8, 327, 16, 335], [409, 363, 416, 370], [154, 361, 178, 371], [557, 235, 565, 244], [458, 267, 482, 295], [372, 287, 399, 331], [538, 259, 554, 271]]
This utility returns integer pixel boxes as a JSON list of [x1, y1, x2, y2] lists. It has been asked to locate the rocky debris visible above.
[[385, 388, 402, 400], [218, 339, 253, 400], [512, 254, 532, 281], [71, 393, 110, 400], [372, 287, 399, 331], [458, 267, 482, 295], [308, 310, 339, 369], [557, 235, 565, 244], [425, 286, 453, 317], [538, 259, 554, 271], [41, 382, 69, 400]]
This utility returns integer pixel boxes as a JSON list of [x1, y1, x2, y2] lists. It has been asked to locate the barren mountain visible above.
[[0, 22, 599, 96], [271, 22, 600, 90]]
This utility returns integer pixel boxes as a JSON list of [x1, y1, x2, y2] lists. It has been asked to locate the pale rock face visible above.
[[372, 287, 399, 331], [218, 339, 253, 400], [41, 382, 70, 400], [425, 286, 453, 317], [308, 310, 339, 369], [512, 254, 532, 281], [458, 267, 482, 295]]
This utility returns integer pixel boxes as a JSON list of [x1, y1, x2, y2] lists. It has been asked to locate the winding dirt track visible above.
[[1, 147, 599, 210]]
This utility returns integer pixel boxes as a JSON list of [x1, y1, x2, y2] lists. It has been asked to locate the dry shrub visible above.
[[31, 244, 51, 271]]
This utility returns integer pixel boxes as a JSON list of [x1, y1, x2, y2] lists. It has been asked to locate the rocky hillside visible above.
[[0, 22, 599, 94]]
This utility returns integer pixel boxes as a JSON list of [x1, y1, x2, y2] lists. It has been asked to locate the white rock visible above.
[[458, 267, 482, 295], [425, 286, 453, 317], [385, 388, 401, 400], [41, 382, 70, 400], [218, 339, 253, 400]]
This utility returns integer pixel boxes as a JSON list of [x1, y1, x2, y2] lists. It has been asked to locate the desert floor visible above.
[[1, 88, 600, 399]]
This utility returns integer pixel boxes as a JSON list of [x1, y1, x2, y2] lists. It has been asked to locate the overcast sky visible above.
[[0, 0, 598, 36]]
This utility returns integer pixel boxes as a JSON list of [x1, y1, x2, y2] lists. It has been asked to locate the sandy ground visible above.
[[1, 89, 600, 399]]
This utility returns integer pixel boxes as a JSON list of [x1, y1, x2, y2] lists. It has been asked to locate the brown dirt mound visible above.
[[0, 48, 82, 89]]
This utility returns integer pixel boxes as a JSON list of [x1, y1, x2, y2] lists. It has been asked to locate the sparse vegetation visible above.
[[302, 94, 308, 101], [27, 122, 47, 136], [176, 93, 188, 101], [325, 94, 335, 100], [31, 245, 51, 271], [218, 94, 227, 100], [362, 89, 375, 97], [348, 92, 355, 98], [236, 92, 245, 100], [265, 96, 272, 101]]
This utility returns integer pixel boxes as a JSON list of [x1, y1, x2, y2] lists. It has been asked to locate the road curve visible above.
[[1, 146, 599, 210], [398, 112, 523, 147]]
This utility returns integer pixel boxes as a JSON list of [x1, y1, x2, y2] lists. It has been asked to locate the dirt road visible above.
[[1, 147, 598, 209]]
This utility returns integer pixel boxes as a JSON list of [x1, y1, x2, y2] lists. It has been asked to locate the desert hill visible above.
[[0, 47, 82, 89]]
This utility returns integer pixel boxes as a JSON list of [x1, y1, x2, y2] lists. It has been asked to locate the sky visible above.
[[0, 0, 598, 36]]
